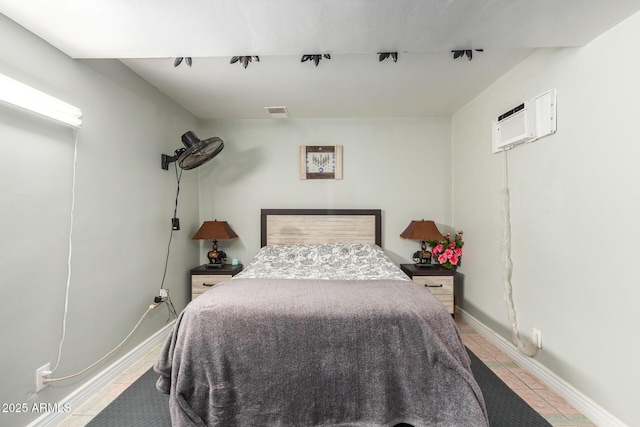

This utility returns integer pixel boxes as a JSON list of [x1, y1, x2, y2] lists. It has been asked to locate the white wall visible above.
[[0, 15, 200, 426], [452, 11, 640, 426], [195, 117, 454, 265]]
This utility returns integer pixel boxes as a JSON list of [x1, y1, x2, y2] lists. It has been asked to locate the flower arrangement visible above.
[[428, 230, 464, 269]]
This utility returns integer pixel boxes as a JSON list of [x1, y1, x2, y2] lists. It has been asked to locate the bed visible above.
[[155, 209, 488, 427]]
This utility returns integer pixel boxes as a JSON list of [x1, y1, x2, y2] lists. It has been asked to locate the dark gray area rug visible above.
[[85, 369, 170, 427], [87, 349, 550, 426], [467, 348, 551, 426]]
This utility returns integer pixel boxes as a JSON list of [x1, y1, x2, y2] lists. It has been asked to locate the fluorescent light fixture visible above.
[[0, 73, 83, 128]]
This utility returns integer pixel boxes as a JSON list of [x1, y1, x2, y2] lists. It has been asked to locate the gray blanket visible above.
[[155, 278, 488, 426]]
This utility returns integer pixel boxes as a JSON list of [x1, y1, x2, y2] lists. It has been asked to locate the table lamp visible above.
[[192, 220, 239, 268], [400, 219, 444, 267]]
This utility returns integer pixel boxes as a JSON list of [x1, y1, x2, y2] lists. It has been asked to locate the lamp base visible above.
[[207, 246, 227, 266], [412, 249, 432, 266], [205, 263, 224, 268]]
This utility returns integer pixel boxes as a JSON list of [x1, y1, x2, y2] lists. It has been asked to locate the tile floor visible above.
[[456, 317, 596, 427], [57, 318, 596, 427]]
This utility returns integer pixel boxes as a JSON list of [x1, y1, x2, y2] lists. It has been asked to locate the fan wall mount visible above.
[[161, 131, 224, 170]]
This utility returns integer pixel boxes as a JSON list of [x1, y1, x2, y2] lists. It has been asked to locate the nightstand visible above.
[[190, 264, 243, 300], [400, 264, 455, 315]]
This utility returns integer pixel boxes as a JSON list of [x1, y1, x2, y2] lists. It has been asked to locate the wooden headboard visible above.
[[261, 209, 382, 247]]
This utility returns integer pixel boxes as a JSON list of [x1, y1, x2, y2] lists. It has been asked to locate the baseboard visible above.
[[26, 320, 175, 427], [456, 307, 627, 427]]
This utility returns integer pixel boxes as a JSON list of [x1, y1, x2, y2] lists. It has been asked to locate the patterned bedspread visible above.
[[155, 244, 488, 426], [234, 243, 410, 281]]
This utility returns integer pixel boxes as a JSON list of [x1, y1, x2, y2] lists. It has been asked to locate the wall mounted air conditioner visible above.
[[492, 89, 557, 153], [492, 101, 535, 152]]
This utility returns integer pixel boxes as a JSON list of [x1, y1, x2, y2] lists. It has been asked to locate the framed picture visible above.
[[299, 145, 343, 180]]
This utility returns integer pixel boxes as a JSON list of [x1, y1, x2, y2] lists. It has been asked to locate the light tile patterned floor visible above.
[[456, 317, 596, 427], [58, 319, 596, 427]]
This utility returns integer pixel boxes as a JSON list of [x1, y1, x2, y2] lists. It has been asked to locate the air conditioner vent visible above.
[[492, 101, 536, 152], [265, 106, 289, 119]]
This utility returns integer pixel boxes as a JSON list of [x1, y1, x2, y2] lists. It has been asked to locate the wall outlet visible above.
[[35, 363, 51, 392], [532, 328, 542, 349]]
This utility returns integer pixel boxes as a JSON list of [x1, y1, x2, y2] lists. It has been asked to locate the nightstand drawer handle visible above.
[[425, 284, 443, 288], [203, 283, 216, 287]]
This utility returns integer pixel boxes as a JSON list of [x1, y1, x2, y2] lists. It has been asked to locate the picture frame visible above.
[[299, 145, 343, 180]]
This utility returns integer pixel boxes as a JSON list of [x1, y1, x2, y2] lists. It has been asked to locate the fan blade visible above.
[[378, 53, 389, 61], [242, 57, 249, 68], [452, 50, 463, 59], [323, 54, 331, 59], [314, 55, 320, 66], [173, 57, 183, 67], [475, 49, 484, 52], [185, 57, 192, 67], [465, 50, 472, 60], [178, 138, 224, 170], [391, 52, 398, 62], [301, 55, 309, 62], [253, 56, 260, 62]]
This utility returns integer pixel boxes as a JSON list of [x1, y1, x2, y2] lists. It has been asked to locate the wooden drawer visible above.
[[192, 274, 232, 299], [412, 275, 453, 293], [412, 276, 454, 314]]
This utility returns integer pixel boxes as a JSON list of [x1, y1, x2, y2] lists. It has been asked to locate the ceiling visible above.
[[2, 0, 639, 119]]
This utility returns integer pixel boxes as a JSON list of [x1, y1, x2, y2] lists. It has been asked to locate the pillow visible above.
[[235, 243, 409, 281]]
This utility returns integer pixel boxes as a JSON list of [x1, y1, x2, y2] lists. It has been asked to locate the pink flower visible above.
[[450, 254, 459, 265], [449, 241, 456, 249], [444, 249, 454, 259], [438, 254, 447, 264], [433, 244, 443, 254], [454, 248, 462, 256]]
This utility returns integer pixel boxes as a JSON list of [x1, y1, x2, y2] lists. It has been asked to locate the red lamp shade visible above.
[[192, 221, 238, 266], [192, 220, 238, 241], [400, 220, 444, 243]]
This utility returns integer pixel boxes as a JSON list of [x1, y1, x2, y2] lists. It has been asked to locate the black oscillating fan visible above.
[[161, 131, 224, 170]]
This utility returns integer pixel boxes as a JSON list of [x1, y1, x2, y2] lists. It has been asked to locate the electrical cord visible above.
[[45, 133, 180, 391], [37, 134, 182, 397], [501, 151, 538, 357], [44, 303, 161, 384], [50, 128, 79, 375], [165, 296, 178, 319], [159, 163, 183, 292], [156, 161, 181, 323], [172, 162, 183, 224]]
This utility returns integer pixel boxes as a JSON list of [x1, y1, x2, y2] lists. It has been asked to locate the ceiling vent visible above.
[[265, 106, 289, 119]]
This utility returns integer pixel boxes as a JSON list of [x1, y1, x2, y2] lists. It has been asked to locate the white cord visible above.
[[50, 128, 79, 374], [34, 130, 169, 391], [501, 151, 538, 357], [44, 303, 160, 383]]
